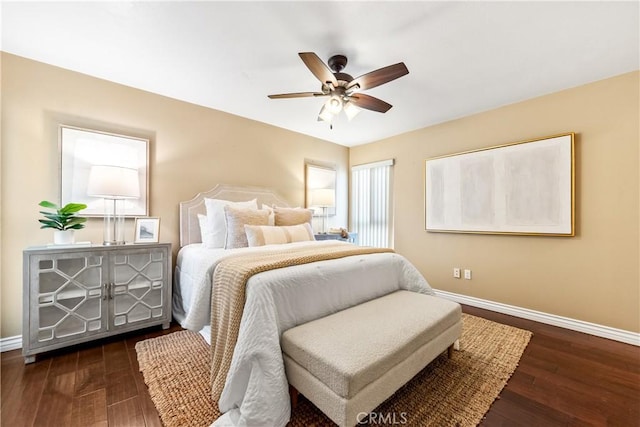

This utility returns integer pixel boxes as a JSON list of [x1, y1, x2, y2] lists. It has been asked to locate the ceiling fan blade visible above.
[[349, 93, 393, 113], [299, 52, 338, 86], [268, 92, 327, 99], [347, 62, 409, 91]]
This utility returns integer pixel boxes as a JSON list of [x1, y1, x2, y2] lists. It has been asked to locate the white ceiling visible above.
[[2, 1, 638, 147]]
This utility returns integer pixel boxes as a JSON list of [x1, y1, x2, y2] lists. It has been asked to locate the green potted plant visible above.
[[38, 200, 88, 244]]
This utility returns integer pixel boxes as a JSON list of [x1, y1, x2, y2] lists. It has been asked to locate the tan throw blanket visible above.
[[209, 242, 393, 408]]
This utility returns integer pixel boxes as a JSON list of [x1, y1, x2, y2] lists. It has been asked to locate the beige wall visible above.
[[0, 53, 349, 338], [2, 52, 637, 339], [351, 71, 640, 333]]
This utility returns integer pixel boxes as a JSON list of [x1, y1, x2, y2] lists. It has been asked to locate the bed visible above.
[[173, 184, 439, 426]]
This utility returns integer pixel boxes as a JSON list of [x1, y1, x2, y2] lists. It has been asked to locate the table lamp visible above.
[[87, 165, 140, 245], [311, 188, 335, 234]]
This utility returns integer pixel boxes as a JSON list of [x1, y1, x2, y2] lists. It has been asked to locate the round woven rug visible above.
[[135, 313, 531, 426]]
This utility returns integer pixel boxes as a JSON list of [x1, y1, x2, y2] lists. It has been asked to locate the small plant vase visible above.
[[53, 230, 75, 245]]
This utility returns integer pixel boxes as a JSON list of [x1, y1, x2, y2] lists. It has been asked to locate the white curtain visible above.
[[350, 159, 394, 248]]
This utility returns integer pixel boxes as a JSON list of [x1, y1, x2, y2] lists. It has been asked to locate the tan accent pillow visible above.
[[224, 206, 269, 249], [274, 207, 313, 226], [261, 204, 275, 226], [204, 198, 258, 248], [244, 223, 316, 247]]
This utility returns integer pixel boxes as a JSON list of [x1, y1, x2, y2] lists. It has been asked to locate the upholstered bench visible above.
[[281, 290, 462, 427]]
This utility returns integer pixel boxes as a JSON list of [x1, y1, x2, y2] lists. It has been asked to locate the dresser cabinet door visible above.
[[110, 247, 169, 329], [28, 252, 107, 349]]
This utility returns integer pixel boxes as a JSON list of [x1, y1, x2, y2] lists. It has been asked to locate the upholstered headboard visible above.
[[179, 184, 291, 247]]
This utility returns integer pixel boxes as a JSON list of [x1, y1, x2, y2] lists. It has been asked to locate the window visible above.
[[350, 159, 394, 248]]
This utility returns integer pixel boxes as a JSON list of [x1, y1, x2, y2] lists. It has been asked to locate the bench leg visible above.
[[289, 385, 299, 409], [446, 340, 461, 358]]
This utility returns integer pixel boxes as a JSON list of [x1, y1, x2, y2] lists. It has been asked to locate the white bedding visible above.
[[173, 240, 435, 426]]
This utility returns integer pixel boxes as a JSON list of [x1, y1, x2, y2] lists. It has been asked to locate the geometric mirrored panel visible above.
[[57, 257, 86, 277], [113, 255, 127, 264], [38, 328, 54, 342], [39, 259, 54, 269], [88, 319, 101, 331], [57, 295, 85, 311], [128, 304, 151, 323], [129, 284, 149, 299], [55, 315, 86, 338], [87, 256, 103, 267], [114, 294, 137, 316], [146, 289, 162, 308], [39, 271, 68, 294], [39, 305, 66, 329], [113, 264, 137, 284], [75, 297, 101, 321], [75, 266, 102, 288], [128, 254, 150, 271], [56, 282, 85, 310], [143, 262, 162, 281]]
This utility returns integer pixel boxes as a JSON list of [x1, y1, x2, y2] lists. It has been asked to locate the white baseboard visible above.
[[434, 289, 640, 347], [3, 292, 638, 349], [0, 335, 22, 352]]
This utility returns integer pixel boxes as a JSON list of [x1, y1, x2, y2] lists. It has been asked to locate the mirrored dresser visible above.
[[22, 243, 171, 363]]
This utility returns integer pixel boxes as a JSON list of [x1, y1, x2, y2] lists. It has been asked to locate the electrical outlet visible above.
[[453, 268, 461, 279], [464, 269, 472, 280]]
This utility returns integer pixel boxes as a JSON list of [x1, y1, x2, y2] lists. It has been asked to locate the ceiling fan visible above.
[[268, 52, 409, 125]]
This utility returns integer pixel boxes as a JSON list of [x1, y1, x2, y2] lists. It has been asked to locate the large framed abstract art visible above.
[[425, 133, 574, 236]]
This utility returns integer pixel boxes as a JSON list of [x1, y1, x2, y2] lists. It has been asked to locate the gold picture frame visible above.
[[424, 133, 575, 236]]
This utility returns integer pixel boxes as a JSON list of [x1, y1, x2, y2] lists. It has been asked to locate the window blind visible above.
[[350, 159, 394, 248]]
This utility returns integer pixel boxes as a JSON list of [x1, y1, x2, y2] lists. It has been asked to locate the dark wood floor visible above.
[[2, 306, 638, 426]]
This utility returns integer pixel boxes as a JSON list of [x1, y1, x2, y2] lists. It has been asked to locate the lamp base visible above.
[[103, 199, 127, 246]]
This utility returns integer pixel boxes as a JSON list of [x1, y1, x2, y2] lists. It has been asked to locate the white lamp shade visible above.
[[343, 101, 361, 121], [87, 165, 140, 199], [311, 188, 335, 207], [317, 105, 334, 122], [326, 95, 343, 114]]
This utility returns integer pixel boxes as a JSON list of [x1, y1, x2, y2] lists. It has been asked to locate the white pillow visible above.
[[244, 223, 315, 247], [197, 213, 213, 247], [203, 198, 257, 248]]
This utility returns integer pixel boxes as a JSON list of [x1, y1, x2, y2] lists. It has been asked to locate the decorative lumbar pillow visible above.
[[244, 223, 316, 247], [224, 205, 269, 249], [274, 207, 313, 227], [204, 198, 257, 248]]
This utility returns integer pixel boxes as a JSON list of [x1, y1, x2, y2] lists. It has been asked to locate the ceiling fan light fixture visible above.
[[318, 105, 334, 122], [326, 95, 343, 114], [268, 52, 409, 123], [343, 101, 361, 121]]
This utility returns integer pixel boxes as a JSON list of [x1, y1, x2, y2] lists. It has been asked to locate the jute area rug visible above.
[[136, 313, 532, 426]]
